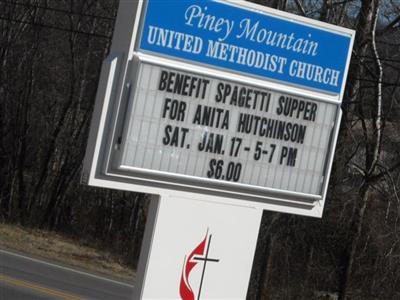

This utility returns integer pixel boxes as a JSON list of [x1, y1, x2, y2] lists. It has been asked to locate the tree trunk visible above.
[[339, 183, 370, 300], [258, 236, 276, 300]]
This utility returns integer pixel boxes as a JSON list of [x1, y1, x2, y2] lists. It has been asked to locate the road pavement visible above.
[[0, 249, 134, 300]]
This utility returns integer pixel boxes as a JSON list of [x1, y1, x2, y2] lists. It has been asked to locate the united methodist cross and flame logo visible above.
[[179, 231, 220, 300]]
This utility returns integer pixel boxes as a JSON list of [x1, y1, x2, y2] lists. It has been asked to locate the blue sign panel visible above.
[[139, 0, 352, 94]]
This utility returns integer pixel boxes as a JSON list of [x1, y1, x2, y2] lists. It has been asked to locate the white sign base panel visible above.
[[133, 194, 263, 300]]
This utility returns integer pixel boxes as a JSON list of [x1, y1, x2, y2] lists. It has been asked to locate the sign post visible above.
[[134, 194, 262, 299], [82, 0, 354, 298]]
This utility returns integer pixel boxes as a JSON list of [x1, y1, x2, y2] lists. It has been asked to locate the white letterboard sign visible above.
[[117, 63, 336, 197], [82, 0, 355, 216]]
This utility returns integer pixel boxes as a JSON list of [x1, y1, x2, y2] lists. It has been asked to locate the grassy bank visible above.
[[0, 223, 135, 282]]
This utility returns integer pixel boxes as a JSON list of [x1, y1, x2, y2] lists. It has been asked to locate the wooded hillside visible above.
[[1, 1, 399, 299]]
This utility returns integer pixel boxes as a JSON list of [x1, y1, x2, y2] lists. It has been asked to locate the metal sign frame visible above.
[[82, 0, 355, 217]]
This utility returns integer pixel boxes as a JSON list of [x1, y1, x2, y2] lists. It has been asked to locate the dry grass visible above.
[[0, 223, 135, 282]]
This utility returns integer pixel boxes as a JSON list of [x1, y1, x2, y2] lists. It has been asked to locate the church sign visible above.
[[83, 0, 355, 217]]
